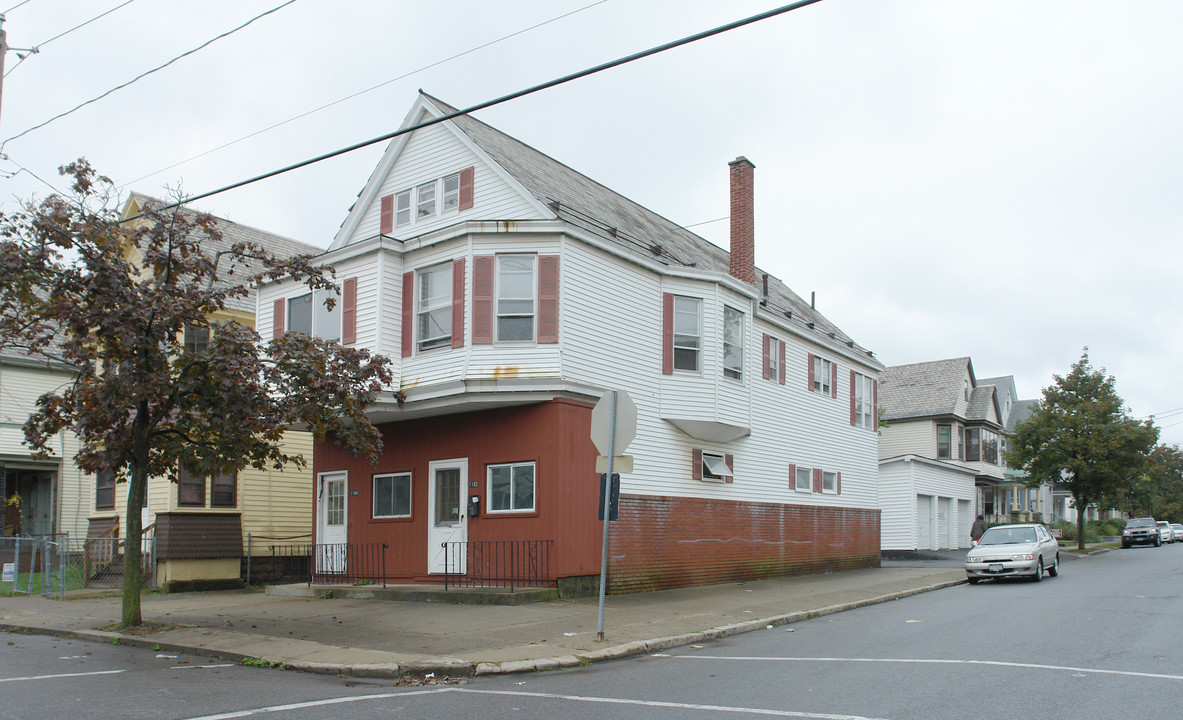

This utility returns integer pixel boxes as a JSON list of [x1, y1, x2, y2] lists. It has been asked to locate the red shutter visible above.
[[762, 334, 771, 380], [451, 258, 466, 349], [401, 271, 413, 357], [849, 369, 857, 426], [789, 463, 796, 489], [836, 471, 842, 495], [778, 340, 786, 385], [459, 166, 475, 211], [813, 468, 822, 493], [724, 453, 734, 483], [379, 194, 394, 235], [472, 255, 494, 344], [538, 255, 559, 344], [807, 353, 815, 391], [661, 293, 674, 375], [692, 448, 702, 480], [342, 277, 357, 345], [831, 363, 838, 398], [272, 299, 285, 339], [872, 379, 879, 431]]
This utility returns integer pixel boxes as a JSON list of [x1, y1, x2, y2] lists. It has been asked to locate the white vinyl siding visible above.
[[878, 456, 976, 551]]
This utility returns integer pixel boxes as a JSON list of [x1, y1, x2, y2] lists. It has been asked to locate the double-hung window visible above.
[[416, 181, 436, 219], [178, 466, 205, 507], [488, 462, 535, 513], [211, 473, 237, 508], [395, 190, 412, 227], [672, 296, 702, 372], [373, 472, 411, 518], [95, 470, 115, 510], [288, 288, 340, 342], [812, 356, 832, 394], [722, 307, 743, 381], [417, 263, 452, 351], [937, 424, 952, 459], [184, 324, 209, 353], [442, 172, 460, 212], [853, 372, 874, 428], [496, 255, 536, 342]]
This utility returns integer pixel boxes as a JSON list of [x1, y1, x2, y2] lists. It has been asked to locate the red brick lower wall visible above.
[[607, 494, 881, 593]]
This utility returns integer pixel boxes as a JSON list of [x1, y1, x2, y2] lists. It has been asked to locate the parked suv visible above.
[[1122, 517, 1161, 548]]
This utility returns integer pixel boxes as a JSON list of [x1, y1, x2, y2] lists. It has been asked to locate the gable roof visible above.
[[336, 91, 877, 365], [123, 194, 323, 314], [1006, 398, 1040, 433], [880, 357, 973, 420], [967, 385, 999, 422]]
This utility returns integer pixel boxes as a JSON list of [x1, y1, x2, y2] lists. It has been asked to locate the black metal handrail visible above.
[[443, 540, 553, 591], [308, 542, 388, 587]]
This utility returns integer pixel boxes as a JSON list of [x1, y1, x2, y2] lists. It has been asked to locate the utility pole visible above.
[[0, 15, 8, 129]]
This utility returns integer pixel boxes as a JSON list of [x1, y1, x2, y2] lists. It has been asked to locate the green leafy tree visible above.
[[0, 160, 392, 627], [1116, 444, 1183, 521], [1008, 349, 1158, 550]]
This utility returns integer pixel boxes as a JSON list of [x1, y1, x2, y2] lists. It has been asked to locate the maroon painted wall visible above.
[[314, 399, 602, 582]]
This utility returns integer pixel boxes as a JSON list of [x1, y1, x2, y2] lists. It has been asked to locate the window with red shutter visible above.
[[472, 256, 494, 344], [537, 255, 559, 344], [691, 448, 703, 480], [342, 277, 357, 345], [379, 194, 394, 235], [272, 299, 285, 339], [662, 293, 674, 375], [401, 271, 413, 357], [451, 257, 466, 349], [459, 166, 475, 210]]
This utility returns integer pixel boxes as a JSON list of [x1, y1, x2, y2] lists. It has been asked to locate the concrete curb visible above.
[[0, 576, 966, 680]]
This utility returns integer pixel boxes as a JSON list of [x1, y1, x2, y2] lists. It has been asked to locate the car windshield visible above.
[[978, 527, 1036, 545], [1126, 519, 1155, 528]]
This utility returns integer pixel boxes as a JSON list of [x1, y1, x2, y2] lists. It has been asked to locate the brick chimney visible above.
[[728, 156, 756, 285]]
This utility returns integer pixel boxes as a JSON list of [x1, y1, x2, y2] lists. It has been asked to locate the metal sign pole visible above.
[[595, 391, 617, 641]]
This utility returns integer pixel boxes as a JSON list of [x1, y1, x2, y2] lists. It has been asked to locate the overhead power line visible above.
[[145, 0, 827, 216], [4, 0, 139, 78], [120, 0, 607, 190], [1, 0, 300, 149]]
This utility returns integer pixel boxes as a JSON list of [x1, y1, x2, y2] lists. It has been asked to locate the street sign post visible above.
[[591, 389, 635, 641]]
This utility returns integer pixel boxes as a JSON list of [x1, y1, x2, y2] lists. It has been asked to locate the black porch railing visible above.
[[442, 540, 553, 591], [308, 542, 388, 586]]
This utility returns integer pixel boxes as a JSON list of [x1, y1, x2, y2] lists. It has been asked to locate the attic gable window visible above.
[[395, 190, 411, 227], [383, 167, 474, 233]]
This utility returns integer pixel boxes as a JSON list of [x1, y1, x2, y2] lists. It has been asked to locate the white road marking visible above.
[[182, 689, 443, 719], [661, 655, 1183, 682], [182, 686, 894, 720], [0, 669, 125, 683], [171, 664, 235, 670]]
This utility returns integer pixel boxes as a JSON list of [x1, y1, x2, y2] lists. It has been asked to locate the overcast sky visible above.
[[2, 0, 1180, 445]]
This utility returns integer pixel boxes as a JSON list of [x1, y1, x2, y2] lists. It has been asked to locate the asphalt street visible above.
[[4, 543, 1181, 719]]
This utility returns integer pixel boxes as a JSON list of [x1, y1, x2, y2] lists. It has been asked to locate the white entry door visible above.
[[916, 495, 933, 550], [427, 459, 468, 574], [317, 472, 348, 573]]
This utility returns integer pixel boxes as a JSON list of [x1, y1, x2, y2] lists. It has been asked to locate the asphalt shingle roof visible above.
[[419, 93, 876, 365], [879, 357, 971, 420], [128, 193, 323, 313]]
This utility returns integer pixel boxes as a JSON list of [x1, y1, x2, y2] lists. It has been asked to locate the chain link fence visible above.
[[3, 534, 156, 599]]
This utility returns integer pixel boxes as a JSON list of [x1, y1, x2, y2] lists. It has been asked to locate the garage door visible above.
[[917, 495, 933, 550]]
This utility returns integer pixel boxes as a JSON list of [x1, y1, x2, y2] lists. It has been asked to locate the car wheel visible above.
[[1155, 537, 1162, 547], [1032, 558, 1043, 582], [967, 576, 980, 585], [1048, 554, 1059, 577], [1122, 540, 1130, 548]]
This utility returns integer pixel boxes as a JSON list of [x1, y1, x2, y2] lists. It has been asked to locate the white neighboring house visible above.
[[258, 91, 886, 592], [878, 358, 1008, 551]]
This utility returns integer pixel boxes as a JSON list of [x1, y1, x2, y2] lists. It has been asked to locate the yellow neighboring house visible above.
[[70, 194, 326, 590]]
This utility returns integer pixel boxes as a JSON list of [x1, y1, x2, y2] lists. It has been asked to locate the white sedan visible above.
[[965, 523, 1060, 584]]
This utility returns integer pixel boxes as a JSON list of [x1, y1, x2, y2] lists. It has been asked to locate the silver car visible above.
[[1172, 523, 1183, 543], [965, 523, 1060, 584]]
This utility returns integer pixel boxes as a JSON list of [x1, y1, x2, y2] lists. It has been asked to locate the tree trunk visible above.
[[1075, 499, 1087, 552], [120, 422, 151, 628]]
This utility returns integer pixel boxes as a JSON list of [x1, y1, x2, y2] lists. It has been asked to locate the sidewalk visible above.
[[1, 565, 965, 678]]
